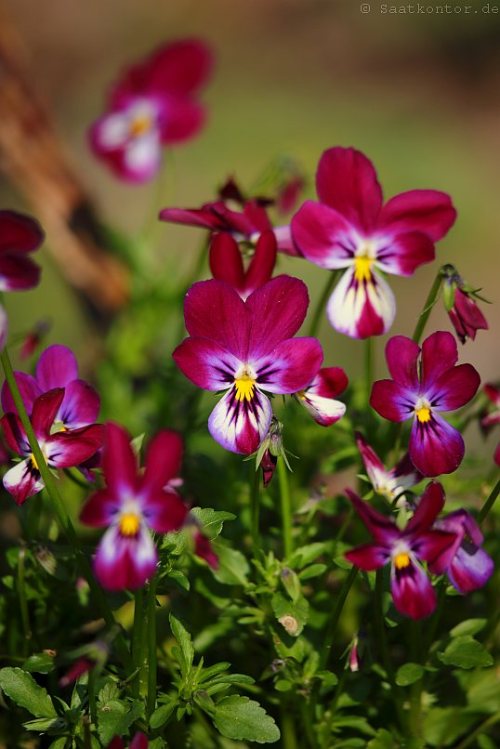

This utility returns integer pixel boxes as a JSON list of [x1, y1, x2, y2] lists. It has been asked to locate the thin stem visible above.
[[408, 620, 423, 741], [0, 347, 131, 669], [277, 457, 293, 559], [412, 272, 443, 344], [454, 712, 500, 749], [281, 706, 299, 749], [307, 272, 339, 338], [17, 547, 31, 656], [250, 468, 261, 551], [87, 668, 97, 725], [132, 588, 145, 698], [147, 576, 158, 718], [319, 567, 358, 670], [478, 478, 500, 523]]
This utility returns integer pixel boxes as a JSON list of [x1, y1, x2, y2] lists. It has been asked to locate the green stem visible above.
[[250, 468, 261, 551], [319, 567, 358, 670], [412, 272, 443, 344], [17, 547, 31, 656], [281, 706, 299, 749], [0, 347, 131, 669], [307, 272, 339, 337], [87, 668, 97, 725], [408, 621, 423, 740], [146, 576, 158, 718], [132, 588, 145, 697], [277, 457, 293, 559], [454, 712, 500, 749], [478, 478, 500, 523]]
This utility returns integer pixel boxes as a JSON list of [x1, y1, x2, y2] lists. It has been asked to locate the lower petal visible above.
[[208, 387, 272, 455], [3, 459, 44, 505], [327, 267, 395, 339], [391, 558, 436, 619], [410, 415, 464, 477], [448, 546, 494, 594], [94, 525, 157, 591], [299, 391, 346, 427]]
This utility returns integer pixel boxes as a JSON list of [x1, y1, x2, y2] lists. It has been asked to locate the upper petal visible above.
[[420, 331, 458, 389], [142, 39, 213, 96], [309, 367, 349, 399], [385, 335, 420, 389], [256, 337, 323, 394], [0, 211, 45, 254], [346, 489, 398, 544], [409, 414, 464, 477], [35, 345, 79, 390], [102, 422, 139, 495], [244, 231, 277, 297], [208, 387, 272, 455], [209, 233, 245, 291], [247, 275, 310, 354], [291, 200, 356, 269], [0, 255, 41, 291], [143, 430, 183, 492], [375, 231, 435, 277], [1, 372, 40, 416], [370, 380, 415, 422], [316, 147, 383, 231], [31, 389, 65, 439], [173, 337, 240, 391], [428, 364, 480, 412], [59, 380, 100, 428], [378, 189, 457, 241], [406, 481, 445, 534]]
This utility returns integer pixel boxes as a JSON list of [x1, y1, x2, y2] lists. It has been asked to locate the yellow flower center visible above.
[[394, 552, 411, 569], [30, 453, 39, 472], [234, 373, 256, 402], [354, 255, 374, 282], [119, 512, 141, 537], [129, 115, 152, 138], [415, 406, 431, 423]]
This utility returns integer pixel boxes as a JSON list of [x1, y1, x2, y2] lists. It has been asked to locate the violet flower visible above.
[[370, 331, 480, 476]]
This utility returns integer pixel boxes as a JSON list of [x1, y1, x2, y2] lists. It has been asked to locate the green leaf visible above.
[[167, 569, 190, 592], [169, 613, 194, 676], [450, 619, 487, 638], [298, 564, 327, 580], [190, 508, 235, 539], [280, 568, 302, 602], [97, 700, 143, 746], [395, 663, 425, 686], [0, 667, 56, 717], [289, 542, 329, 568], [211, 695, 280, 744], [438, 636, 493, 669], [367, 729, 396, 748], [212, 544, 249, 586], [272, 592, 309, 637], [150, 699, 177, 729], [423, 707, 478, 746], [48, 739, 69, 749], [23, 717, 65, 732], [23, 652, 56, 674]]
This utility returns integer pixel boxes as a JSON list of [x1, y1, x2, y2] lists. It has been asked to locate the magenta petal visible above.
[[160, 97, 206, 144], [356, 432, 386, 476], [247, 275, 310, 355], [406, 481, 445, 533], [291, 201, 356, 269], [79, 489, 118, 528], [390, 557, 436, 619], [208, 387, 272, 455], [102, 423, 139, 494], [183, 280, 250, 360], [0, 211, 44, 254], [0, 254, 41, 291], [310, 367, 349, 399], [143, 430, 183, 492], [316, 147, 383, 231], [345, 543, 389, 570], [3, 459, 44, 505], [410, 414, 464, 477], [173, 337, 240, 391], [378, 189, 457, 241], [0, 305, 6, 352], [448, 547, 494, 594], [209, 233, 245, 290], [143, 489, 188, 533], [244, 231, 277, 296], [159, 206, 221, 230], [416, 530, 460, 575], [346, 489, 398, 544], [385, 335, 420, 389], [31, 389, 65, 438], [420, 331, 458, 389], [1, 372, 40, 416], [94, 525, 157, 591], [59, 380, 100, 428], [1, 413, 30, 455], [144, 39, 213, 96], [370, 380, 415, 422], [429, 364, 480, 412], [257, 338, 323, 394], [36, 344, 79, 390], [130, 733, 149, 749], [46, 425, 103, 468], [375, 231, 435, 277]]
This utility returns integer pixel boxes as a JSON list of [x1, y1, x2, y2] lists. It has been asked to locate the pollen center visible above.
[[394, 552, 411, 569], [30, 453, 39, 472], [415, 406, 431, 423], [354, 255, 374, 282], [234, 373, 256, 402], [119, 512, 141, 537], [129, 115, 152, 137]]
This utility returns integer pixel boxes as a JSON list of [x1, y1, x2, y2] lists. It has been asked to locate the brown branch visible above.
[[0, 4, 129, 318]]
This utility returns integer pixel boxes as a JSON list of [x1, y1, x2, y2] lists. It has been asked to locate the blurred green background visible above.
[[0, 0, 499, 425]]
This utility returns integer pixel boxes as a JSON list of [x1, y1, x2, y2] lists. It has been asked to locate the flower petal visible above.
[[409, 414, 464, 477], [345, 543, 389, 570], [209, 233, 245, 291], [385, 335, 420, 390], [35, 344, 79, 390], [3, 459, 44, 505], [428, 364, 480, 412], [208, 387, 272, 455], [59, 380, 100, 428], [1, 372, 40, 416], [244, 231, 277, 297], [94, 524, 157, 591], [173, 337, 240, 390], [0, 211, 44, 254], [122, 132, 162, 183], [143, 489, 188, 533], [370, 380, 415, 422], [390, 556, 436, 619], [46, 425, 103, 469], [142, 39, 213, 96], [316, 147, 383, 231], [160, 97, 206, 144], [31, 389, 65, 439], [102, 423, 139, 495], [130, 733, 149, 749], [406, 481, 445, 533], [256, 338, 323, 394], [326, 267, 395, 339], [246, 275, 310, 354], [1, 413, 30, 455], [415, 530, 460, 575], [79, 489, 119, 528], [355, 432, 390, 485], [0, 254, 41, 291], [299, 368, 348, 426], [143, 430, 183, 493], [375, 231, 435, 277], [378, 189, 457, 241], [420, 331, 458, 389], [447, 546, 494, 594], [291, 200, 356, 269], [346, 489, 399, 544]]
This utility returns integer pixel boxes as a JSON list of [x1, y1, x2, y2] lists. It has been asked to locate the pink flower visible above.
[[481, 383, 500, 466], [80, 423, 188, 590], [90, 39, 213, 183], [107, 733, 148, 749], [209, 231, 277, 300], [291, 147, 456, 338], [370, 332, 480, 476], [173, 276, 323, 454], [355, 432, 421, 503], [295, 367, 348, 427], [345, 483, 457, 620]]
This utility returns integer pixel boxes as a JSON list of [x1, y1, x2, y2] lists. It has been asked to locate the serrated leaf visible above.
[[169, 613, 194, 676], [212, 544, 249, 586], [97, 700, 143, 745], [438, 637, 493, 669], [23, 653, 56, 674], [271, 592, 309, 636], [190, 508, 235, 539], [0, 667, 56, 717], [212, 695, 280, 744], [395, 663, 425, 687], [149, 699, 177, 729], [450, 619, 487, 639]]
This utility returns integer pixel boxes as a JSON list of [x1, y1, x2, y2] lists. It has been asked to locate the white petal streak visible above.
[[208, 386, 272, 455], [327, 266, 395, 339]]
